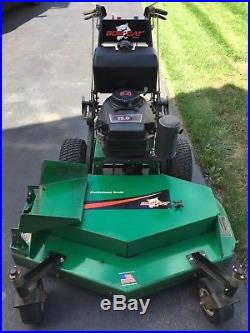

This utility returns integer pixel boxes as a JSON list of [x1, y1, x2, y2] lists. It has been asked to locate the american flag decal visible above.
[[119, 272, 137, 286]]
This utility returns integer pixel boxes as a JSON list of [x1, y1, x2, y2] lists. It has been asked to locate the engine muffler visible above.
[[155, 115, 180, 160]]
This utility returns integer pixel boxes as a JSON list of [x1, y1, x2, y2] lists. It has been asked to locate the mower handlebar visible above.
[[83, 5, 167, 22], [83, 5, 107, 20], [144, 6, 168, 20]]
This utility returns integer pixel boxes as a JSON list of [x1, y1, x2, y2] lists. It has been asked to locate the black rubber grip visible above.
[[154, 8, 168, 16]]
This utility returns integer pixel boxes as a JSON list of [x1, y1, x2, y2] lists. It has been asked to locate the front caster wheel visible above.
[[19, 302, 46, 325], [18, 279, 47, 325], [198, 277, 235, 324]]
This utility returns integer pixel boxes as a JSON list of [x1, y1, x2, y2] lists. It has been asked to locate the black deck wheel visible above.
[[19, 302, 46, 325], [19, 280, 47, 325], [198, 277, 235, 324], [59, 138, 87, 164], [161, 135, 193, 181]]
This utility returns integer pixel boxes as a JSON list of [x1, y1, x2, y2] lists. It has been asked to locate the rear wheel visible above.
[[59, 138, 86, 164], [161, 136, 192, 181]]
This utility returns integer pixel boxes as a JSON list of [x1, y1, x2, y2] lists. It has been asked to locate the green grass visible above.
[[154, 2, 248, 262]]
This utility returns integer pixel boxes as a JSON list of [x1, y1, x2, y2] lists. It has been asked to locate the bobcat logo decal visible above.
[[116, 23, 131, 41], [140, 197, 170, 209], [105, 23, 144, 40]]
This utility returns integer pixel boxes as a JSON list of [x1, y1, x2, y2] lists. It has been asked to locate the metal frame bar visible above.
[[187, 252, 242, 298], [10, 252, 65, 299]]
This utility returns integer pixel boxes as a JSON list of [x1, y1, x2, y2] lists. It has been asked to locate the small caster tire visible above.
[[18, 279, 47, 325], [19, 302, 46, 325], [198, 277, 235, 324]]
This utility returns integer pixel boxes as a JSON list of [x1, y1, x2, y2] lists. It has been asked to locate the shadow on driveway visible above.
[[2, 2, 70, 34]]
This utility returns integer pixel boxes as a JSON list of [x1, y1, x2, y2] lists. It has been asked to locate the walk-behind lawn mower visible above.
[[10, 5, 245, 325]]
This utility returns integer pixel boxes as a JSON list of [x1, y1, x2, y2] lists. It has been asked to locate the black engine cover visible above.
[[97, 90, 155, 158]]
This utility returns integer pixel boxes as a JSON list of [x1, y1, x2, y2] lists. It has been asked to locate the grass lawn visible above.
[[154, 2, 248, 262]]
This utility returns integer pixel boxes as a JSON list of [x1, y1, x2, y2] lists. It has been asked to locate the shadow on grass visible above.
[[174, 84, 247, 262], [175, 84, 247, 148]]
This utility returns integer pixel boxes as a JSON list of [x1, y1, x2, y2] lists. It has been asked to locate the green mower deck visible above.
[[11, 160, 236, 297]]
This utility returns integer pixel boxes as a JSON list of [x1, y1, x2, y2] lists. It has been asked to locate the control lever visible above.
[[83, 9, 96, 15], [152, 13, 167, 20], [84, 14, 94, 20]]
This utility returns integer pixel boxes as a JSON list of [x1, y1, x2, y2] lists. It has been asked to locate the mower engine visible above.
[[96, 89, 155, 158]]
